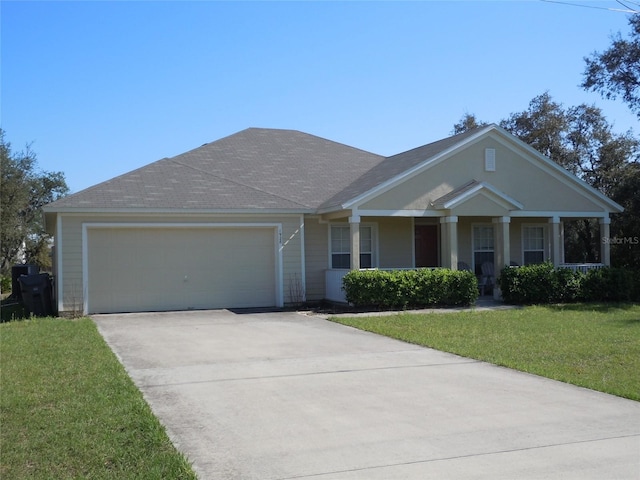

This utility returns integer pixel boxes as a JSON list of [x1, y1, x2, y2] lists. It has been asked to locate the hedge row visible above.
[[498, 263, 640, 304], [342, 269, 479, 309]]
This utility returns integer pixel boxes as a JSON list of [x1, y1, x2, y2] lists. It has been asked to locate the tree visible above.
[[582, 15, 640, 119], [451, 113, 488, 135], [0, 130, 68, 277], [608, 162, 640, 269]]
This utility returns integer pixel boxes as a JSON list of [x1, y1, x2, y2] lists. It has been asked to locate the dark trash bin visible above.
[[18, 273, 53, 317], [11, 264, 39, 302]]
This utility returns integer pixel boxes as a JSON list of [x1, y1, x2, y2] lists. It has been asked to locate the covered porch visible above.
[[323, 212, 611, 303]]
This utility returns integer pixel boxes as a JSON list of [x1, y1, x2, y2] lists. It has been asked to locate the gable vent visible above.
[[485, 148, 496, 172]]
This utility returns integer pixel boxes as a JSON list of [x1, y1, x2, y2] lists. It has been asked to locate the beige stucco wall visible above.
[[55, 213, 304, 313], [360, 136, 604, 213]]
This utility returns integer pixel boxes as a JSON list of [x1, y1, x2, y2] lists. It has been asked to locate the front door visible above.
[[415, 225, 439, 267]]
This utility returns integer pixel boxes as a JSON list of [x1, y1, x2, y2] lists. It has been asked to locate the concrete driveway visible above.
[[93, 309, 640, 480]]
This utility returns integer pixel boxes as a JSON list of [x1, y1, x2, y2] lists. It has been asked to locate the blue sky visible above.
[[2, 1, 638, 194]]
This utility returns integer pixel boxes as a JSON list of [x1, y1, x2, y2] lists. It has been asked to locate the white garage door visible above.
[[87, 227, 278, 314]]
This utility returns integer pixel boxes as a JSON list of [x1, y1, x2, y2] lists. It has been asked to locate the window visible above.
[[523, 226, 545, 265], [331, 225, 373, 269], [473, 225, 494, 275]]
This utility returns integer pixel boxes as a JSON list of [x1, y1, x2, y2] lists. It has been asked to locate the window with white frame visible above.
[[523, 226, 545, 265], [473, 225, 494, 275], [330, 225, 373, 269]]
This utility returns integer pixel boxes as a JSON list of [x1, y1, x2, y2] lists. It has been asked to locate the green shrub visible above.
[[500, 262, 554, 304], [499, 263, 636, 304], [581, 267, 634, 302], [342, 268, 478, 308], [0, 276, 10, 294]]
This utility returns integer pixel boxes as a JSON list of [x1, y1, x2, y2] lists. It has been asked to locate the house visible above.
[[43, 125, 623, 314]]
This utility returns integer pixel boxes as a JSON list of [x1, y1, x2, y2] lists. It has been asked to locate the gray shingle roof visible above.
[[45, 126, 485, 212], [318, 127, 485, 209]]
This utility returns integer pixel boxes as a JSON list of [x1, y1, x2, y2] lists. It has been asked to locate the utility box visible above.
[[11, 264, 40, 302], [18, 273, 53, 317]]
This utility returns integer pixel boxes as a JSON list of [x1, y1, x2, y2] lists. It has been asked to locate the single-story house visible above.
[[43, 124, 623, 314]]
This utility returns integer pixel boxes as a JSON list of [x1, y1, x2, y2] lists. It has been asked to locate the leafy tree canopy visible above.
[[0, 129, 68, 277], [582, 14, 640, 119]]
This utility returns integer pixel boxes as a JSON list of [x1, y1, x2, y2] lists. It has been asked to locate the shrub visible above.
[[581, 267, 634, 302], [342, 268, 478, 308], [499, 263, 636, 304], [500, 262, 554, 304], [0, 276, 11, 294]]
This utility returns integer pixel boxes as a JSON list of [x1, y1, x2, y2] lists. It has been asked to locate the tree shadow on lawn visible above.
[[545, 302, 637, 313], [545, 302, 640, 325]]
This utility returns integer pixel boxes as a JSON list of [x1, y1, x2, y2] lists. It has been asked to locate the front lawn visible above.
[[0, 317, 197, 479], [331, 304, 640, 401]]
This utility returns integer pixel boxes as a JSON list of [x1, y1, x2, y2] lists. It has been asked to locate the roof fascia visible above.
[[340, 125, 496, 210]]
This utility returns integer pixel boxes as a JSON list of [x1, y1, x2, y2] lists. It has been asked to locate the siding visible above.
[[303, 216, 328, 301]]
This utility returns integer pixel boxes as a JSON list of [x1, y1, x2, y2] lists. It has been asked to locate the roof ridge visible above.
[[168, 158, 312, 209]]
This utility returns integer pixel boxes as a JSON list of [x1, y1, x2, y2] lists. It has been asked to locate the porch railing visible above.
[[325, 269, 350, 303], [558, 263, 605, 274]]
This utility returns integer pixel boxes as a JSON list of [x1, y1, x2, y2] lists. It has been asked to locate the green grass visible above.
[[0, 317, 197, 479], [331, 303, 640, 401]]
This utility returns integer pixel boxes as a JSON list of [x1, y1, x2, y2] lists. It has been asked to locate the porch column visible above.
[[440, 216, 458, 269], [549, 216, 562, 267], [600, 216, 611, 266], [493, 216, 510, 271], [349, 215, 360, 270]]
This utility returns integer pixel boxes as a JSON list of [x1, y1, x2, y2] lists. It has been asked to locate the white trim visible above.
[[411, 217, 416, 268], [56, 215, 64, 313], [440, 215, 459, 224], [81, 222, 284, 315], [357, 209, 444, 217], [599, 216, 611, 225], [510, 211, 609, 218], [442, 182, 524, 211]]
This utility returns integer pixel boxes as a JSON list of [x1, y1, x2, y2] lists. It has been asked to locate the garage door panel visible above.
[[87, 227, 277, 313]]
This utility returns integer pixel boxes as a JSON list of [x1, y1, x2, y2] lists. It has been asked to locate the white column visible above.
[[549, 216, 562, 267], [600, 216, 611, 266], [440, 216, 458, 269], [493, 216, 510, 271], [349, 215, 360, 270]]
